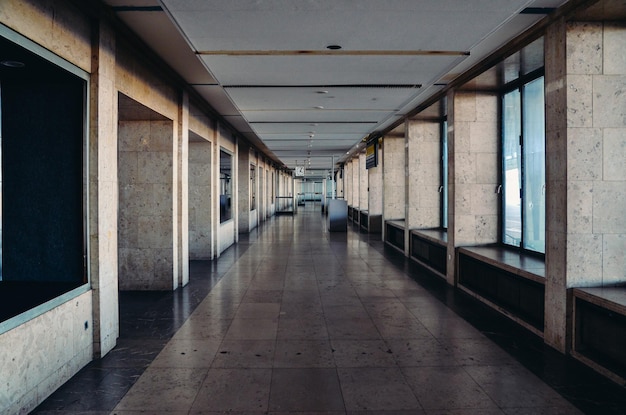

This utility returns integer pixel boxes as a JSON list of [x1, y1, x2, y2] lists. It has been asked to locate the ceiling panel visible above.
[[251, 122, 376, 135], [199, 55, 464, 86], [242, 109, 392, 123], [105, 0, 571, 170], [193, 85, 240, 116], [224, 86, 420, 111], [162, 0, 538, 52]]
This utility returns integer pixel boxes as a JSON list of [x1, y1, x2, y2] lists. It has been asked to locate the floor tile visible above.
[[338, 367, 422, 411], [331, 339, 397, 367], [274, 339, 335, 368], [277, 317, 329, 340], [211, 340, 276, 368], [191, 368, 272, 412], [114, 367, 206, 412], [402, 366, 498, 410], [172, 317, 232, 340], [235, 302, 282, 319], [387, 338, 457, 367], [268, 368, 345, 412], [326, 318, 382, 340], [150, 338, 221, 368], [224, 318, 278, 340], [464, 365, 583, 410]]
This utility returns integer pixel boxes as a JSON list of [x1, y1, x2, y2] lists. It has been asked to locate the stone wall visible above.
[[407, 119, 442, 229], [118, 118, 175, 290]]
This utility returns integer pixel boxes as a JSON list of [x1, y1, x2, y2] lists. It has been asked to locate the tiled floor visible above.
[[34, 205, 626, 414]]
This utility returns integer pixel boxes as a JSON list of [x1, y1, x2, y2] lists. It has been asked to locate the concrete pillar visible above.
[[118, 114, 175, 291], [407, 117, 442, 229], [368, 143, 383, 216], [352, 157, 360, 210], [544, 19, 626, 352], [382, 127, 406, 245], [238, 144, 251, 233], [189, 133, 212, 260], [359, 152, 368, 211], [447, 89, 499, 285], [89, 20, 119, 357], [176, 91, 189, 288]]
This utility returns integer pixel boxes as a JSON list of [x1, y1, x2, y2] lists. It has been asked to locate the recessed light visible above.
[[317, 90, 329, 94], [326, 45, 342, 50], [314, 105, 324, 109], [1, 60, 25, 68]]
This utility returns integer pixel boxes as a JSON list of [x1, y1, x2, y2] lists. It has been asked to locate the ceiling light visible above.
[[326, 45, 342, 50], [314, 105, 324, 109], [1, 60, 25, 68], [317, 90, 329, 94]]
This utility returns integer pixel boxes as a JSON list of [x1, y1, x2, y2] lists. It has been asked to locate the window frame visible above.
[[0, 24, 90, 333], [500, 67, 546, 256]]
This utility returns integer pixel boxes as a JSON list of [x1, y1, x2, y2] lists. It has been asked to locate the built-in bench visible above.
[[352, 208, 360, 226], [409, 229, 447, 278], [347, 206, 354, 221], [384, 220, 405, 253], [359, 210, 382, 234], [457, 246, 545, 335], [573, 287, 626, 384]]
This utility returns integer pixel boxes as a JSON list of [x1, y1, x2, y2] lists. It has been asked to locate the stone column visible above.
[[368, 143, 383, 216], [238, 144, 251, 233], [176, 91, 189, 287], [447, 89, 499, 285], [352, 157, 360, 210], [544, 19, 626, 352], [382, 126, 406, 243], [407, 117, 442, 229], [359, 152, 368, 211], [89, 21, 119, 357]]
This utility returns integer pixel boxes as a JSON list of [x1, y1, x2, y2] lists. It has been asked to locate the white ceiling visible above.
[[104, 0, 569, 174]]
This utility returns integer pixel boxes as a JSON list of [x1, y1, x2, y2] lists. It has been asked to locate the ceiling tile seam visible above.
[[196, 50, 470, 57]]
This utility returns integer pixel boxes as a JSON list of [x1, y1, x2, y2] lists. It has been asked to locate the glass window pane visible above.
[[503, 89, 522, 247], [220, 150, 232, 223], [442, 121, 448, 229], [522, 77, 545, 253]]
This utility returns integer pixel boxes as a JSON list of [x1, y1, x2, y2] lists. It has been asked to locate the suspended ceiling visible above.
[[103, 0, 571, 174]]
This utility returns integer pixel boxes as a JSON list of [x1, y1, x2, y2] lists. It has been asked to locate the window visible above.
[[220, 150, 232, 223], [1, 32, 88, 324], [441, 120, 449, 229], [502, 76, 545, 254], [250, 164, 256, 211]]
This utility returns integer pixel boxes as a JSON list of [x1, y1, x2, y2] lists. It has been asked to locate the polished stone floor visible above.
[[34, 205, 626, 414]]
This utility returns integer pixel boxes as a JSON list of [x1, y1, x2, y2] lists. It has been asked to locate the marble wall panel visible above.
[[567, 181, 594, 234], [592, 75, 626, 128], [368, 161, 383, 215], [0, 292, 93, 414], [602, 234, 626, 285], [475, 153, 498, 184], [189, 141, 212, 260], [593, 181, 626, 234], [352, 157, 361, 209], [471, 184, 498, 216], [469, 122, 498, 153], [0, 0, 92, 72], [566, 22, 603, 75], [603, 128, 626, 180], [382, 136, 406, 220], [454, 92, 477, 122], [566, 75, 594, 128], [359, 154, 368, 210], [604, 23, 626, 74], [566, 234, 603, 286], [454, 153, 477, 184], [567, 127, 602, 181], [118, 120, 175, 290]]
